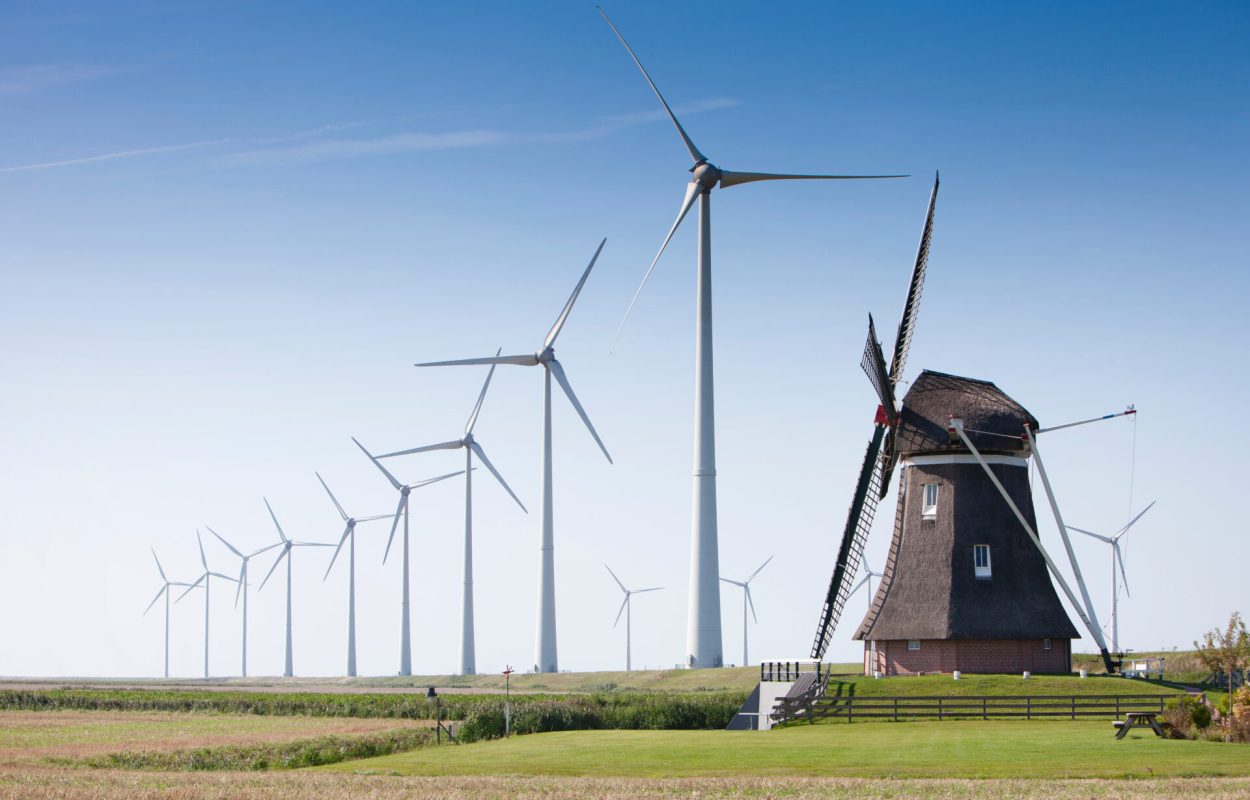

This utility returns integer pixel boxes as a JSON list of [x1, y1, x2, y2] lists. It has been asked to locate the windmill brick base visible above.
[[865, 638, 1071, 676]]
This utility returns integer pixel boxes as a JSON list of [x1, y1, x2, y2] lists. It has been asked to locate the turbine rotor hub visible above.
[[691, 161, 721, 191], [538, 347, 554, 365]]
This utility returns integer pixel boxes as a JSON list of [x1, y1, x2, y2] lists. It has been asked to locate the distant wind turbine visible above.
[[414, 238, 612, 674], [315, 472, 391, 678], [259, 498, 336, 677], [1067, 501, 1155, 653], [599, 7, 903, 668], [351, 438, 464, 676], [719, 556, 773, 667], [374, 355, 527, 676], [207, 527, 281, 678], [175, 530, 239, 679], [605, 564, 661, 672], [847, 556, 884, 607], [143, 548, 192, 679]]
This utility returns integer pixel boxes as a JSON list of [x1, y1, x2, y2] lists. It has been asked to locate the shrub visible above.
[[1163, 696, 1212, 739]]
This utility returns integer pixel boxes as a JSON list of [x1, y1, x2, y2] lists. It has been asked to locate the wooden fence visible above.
[[772, 693, 1171, 725]]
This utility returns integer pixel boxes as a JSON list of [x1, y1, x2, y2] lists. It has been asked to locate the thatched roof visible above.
[[894, 370, 1038, 456]]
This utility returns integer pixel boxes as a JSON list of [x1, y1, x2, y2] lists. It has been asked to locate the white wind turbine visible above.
[[415, 238, 611, 673], [605, 565, 661, 672], [259, 498, 336, 678], [175, 530, 239, 679], [207, 527, 281, 678], [351, 438, 465, 676], [316, 472, 392, 678], [599, 7, 903, 669], [847, 556, 884, 607], [1067, 501, 1155, 653], [719, 556, 773, 667], [374, 356, 527, 676], [143, 548, 192, 679]]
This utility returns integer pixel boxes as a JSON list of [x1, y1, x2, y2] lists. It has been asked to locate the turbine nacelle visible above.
[[537, 347, 555, 365], [691, 162, 721, 190]]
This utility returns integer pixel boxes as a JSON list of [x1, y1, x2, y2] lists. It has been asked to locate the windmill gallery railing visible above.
[[771, 694, 1171, 725]]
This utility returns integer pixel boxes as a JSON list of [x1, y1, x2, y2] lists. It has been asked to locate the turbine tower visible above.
[[415, 238, 611, 673], [719, 555, 772, 667], [374, 357, 527, 676], [259, 498, 335, 678], [352, 438, 464, 676], [605, 564, 661, 671], [207, 527, 281, 678], [175, 530, 239, 679], [599, 8, 903, 668], [1068, 501, 1155, 653], [143, 548, 191, 679], [316, 472, 391, 678]]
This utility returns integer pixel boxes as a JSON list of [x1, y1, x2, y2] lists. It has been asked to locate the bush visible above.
[[1163, 696, 1212, 739]]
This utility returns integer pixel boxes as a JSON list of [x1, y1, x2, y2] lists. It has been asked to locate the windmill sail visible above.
[[810, 173, 939, 661]]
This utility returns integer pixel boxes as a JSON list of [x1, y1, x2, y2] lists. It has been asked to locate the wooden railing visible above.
[[772, 693, 1171, 725]]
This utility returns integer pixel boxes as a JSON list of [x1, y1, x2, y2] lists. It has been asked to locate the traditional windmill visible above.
[[810, 173, 1123, 675]]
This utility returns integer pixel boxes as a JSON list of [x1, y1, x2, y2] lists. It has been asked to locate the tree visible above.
[[1194, 611, 1250, 706]]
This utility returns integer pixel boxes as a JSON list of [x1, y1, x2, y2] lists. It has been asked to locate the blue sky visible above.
[[1, 1, 1247, 678]]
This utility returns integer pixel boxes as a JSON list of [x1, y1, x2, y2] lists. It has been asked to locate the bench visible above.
[[1113, 711, 1165, 739]]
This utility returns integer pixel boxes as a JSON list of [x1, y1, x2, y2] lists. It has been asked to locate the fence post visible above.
[[1115, 696, 1120, 720], [1026, 697, 1032, 721], [982, 697, 987, 720], [938, 696, 943, 721], [894, 697, 899, 722], [1071, 697, 1076, 720]]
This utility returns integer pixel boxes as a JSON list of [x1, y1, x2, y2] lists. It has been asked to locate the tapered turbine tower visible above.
[[176, 530, 239, 679], [599, 8, 904, 667], [143, 548, 192, 678], [259, 498, 335, 677], [414, 238, 611, 673], [207, 528, 281, 678]]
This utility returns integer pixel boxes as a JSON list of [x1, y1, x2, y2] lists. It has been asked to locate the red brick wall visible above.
[[863, 638, 1071, 675]]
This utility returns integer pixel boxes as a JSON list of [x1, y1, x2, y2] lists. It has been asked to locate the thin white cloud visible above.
[[220, 129, 510, 166], [0, 63, 125, 97]]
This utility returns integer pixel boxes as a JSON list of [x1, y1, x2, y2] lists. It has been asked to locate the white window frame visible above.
[[974, 544, 991, 579], [921, 483, 938, 519], [1043, 638, 1052, 651], [908, 640, 921, 651]]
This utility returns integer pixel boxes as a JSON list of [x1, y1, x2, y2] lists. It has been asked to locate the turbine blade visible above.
[[1115, 500, 1157, 540], [206, 526, 243, 558], [324, 524, 352, 580], [378, 440, 464, 459], [1115, 543, 1131, 599], [176, 574, 205, 603], [151, 548, 167, 582], [412, 469, 467, 490], [383, 493, 408, 565], [196, 530, 208, 570], [469, 441, 527, 512], [545, 238, 607, 348], [746, 586, 758, 623], [247, 542, 284, 558], [465, 349, 502, 434], [259, 545, 290, 590], [597, 6, 705, 163], [548, 359, 612, 463], [353, 437, 402, 490], [719, 578, 745, 587], [848, 573, 869, 597], [263, 497, 288, 542], [209, 571, 238, 582], [417, 354, 539, 367], [614, 181, 699, 348], [613, 595, 629, 628], [746, 555, 774, 583], [315, 472, 349, 521], [143, 585, 166, 616], [635, 587, 662, 593], [605, 564, 627, 593], [235, 563, 246, 606], [1067, 525, 1114, 544], [719, 170, 907, 189]]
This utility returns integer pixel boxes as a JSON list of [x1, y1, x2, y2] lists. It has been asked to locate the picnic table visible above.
[[1113, 711, 1165, 739]]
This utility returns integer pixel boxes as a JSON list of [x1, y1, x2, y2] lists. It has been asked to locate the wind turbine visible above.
[[605, 565, 661, 672], [719, 556, 773, 667], [1067, 501, 1155, 653], [353, 439, 468, 675], [143, 548, 192, 679], [315, 472, 391, 678], [374, 356, 527, 676], [259, 498, 335, 678], [175, 530, 239, 679], [206, 527, 281, 678], [599, 7, 904, 668], [847, 556, 884, 607], [414, 238, 612, 674]]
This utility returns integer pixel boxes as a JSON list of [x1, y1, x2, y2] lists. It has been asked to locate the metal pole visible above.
[[284, 553, 293, 678], [164, 588, 170, 679], [686, 188, 723, 669], [400, 496, 412, 676], [203, 576, 210, 679], [742, 588, 748, 667], [461, 445, 475, 675], [347, 528, 356, 677], [241, 562, 248, 678], [535, 366, 558, 672], [626, 595, 632, 672]]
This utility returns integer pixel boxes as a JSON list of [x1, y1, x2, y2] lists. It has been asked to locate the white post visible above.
[[626, 595, 632, 672], [164, 588, 170, 679], [347, 529, 356, 677], [742, 589, 749, 667], [1110, 552, 1118, 653], [400, 496, 412, 676], [461, 445, 476, 675], [241, 562, 248, 678], [284, 554, 294, 678], [686, 189, 723, 669], [535, 366, 558, 672], [203, 576, 210, 679]]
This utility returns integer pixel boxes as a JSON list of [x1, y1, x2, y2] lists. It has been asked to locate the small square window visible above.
[[974, 544, 991, 579], [1043, 638, 1052, 651], [908, 640, 921, 651], [921, 484, 938, 518]]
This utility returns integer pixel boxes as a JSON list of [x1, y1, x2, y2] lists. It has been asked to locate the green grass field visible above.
[[329, 720, 1250, 780], [823, 672, 1183, 698]]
